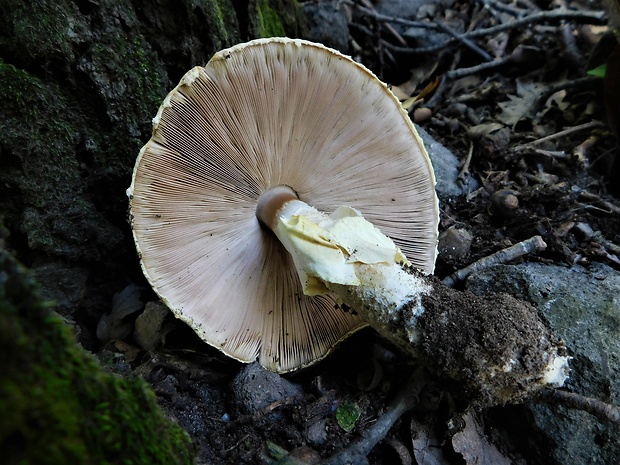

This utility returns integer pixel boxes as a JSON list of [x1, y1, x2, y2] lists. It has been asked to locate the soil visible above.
[[111, 2, 620, 464]]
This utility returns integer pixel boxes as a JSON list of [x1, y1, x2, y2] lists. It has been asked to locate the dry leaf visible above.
[[96, 284, 144, 342], [467, 123, 504, 140], [411, 417, 451, 465], [497, 79, 548, 126], [451, 412, 511, 465]]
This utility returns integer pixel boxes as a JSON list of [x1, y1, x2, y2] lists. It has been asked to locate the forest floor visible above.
[[99, 1, 620, 464]]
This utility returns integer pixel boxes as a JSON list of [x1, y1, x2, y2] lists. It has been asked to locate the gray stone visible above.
[[31, 263, 88, 317], [230, 362, 304, 415], [134, 301, 170, 351], [302, 1, 350, 53], [417, 126, 477, 199], [466, 262, 620, 465]]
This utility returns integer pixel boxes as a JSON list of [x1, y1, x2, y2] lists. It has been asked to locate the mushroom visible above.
[[129, 38, 570, 404], [128, 38, 439, 373]]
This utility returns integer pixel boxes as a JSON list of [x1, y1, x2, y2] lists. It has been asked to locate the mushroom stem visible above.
[[258, 189, 570, 405], [257, 186, 425, 301], [256, 185, 299, 230]]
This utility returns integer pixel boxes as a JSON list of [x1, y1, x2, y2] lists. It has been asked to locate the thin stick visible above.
[[544, 389, 620, 425], [479, 0, 525, 17], [358, 0, 408, 46], [457, 142, 475, 190], [513, 121, 605, 151], [442, 235, 547, 288], [381, 9, 605, 54], [573, 222, 620, 256], [354, 4, 440, 30], [445, 9, 605, 39], [578, 190, 620, 216], [445, 56, 511, 79], [435, 20, 493, 62]]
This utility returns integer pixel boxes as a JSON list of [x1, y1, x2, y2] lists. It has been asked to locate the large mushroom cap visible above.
[[128, 38, 439, 372]]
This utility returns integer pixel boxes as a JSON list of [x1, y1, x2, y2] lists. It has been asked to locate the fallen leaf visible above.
[[411, 417, 451, 465], [587, 63, 606, 77], [497, 79, 548, 126], [451, 412, 511, 465], [335, 400, 361, 433], [467, 123, 504, 140], [96, 284, 144, 342]]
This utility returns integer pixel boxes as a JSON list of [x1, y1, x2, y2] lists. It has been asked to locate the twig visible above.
[[573, 222, 620, 256], [354, 4, 440, 31], [544, 389, 620, 425], [479, 0, 526, 17], [578, 190, 620, 216], [572, 135, 599, 168], [559, 1, 584, 68], [456, 142, 476, 193], [358, 0, 408, 46], [543, 75, 600, 97], [445, 56, 511, 79], [435, 20, 493, 62], [323, 369, 427, 465], [513, 121, 605, 151], [388, 9, 605, 54], [460, 9, 605, 38], [442, 235, 547, 288]]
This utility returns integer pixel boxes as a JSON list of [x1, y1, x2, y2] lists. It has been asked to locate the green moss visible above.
[[0, 0, 77, 63], [0, 61, 78, 161], [192, 0, 239, 49], [256, 0, 287, 37], [0, 60, 102, 257], [87, 33, 165, 134], [0, 60, 80, 196], [252, 0, 304, 38], [0, 250, 195, 465]]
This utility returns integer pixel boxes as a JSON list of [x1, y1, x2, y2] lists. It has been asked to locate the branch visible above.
[[544, 389, 620, 425], [442, 236, 548, 288], [376, 9, 606, 55]]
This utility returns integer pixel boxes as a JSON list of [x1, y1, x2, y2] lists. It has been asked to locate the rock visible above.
[[466, 262, 620, 465], [304, 418, 329, 446], [230, 362, 304, 415], [0, 249, 194, 465], [96, 284, 144, 342], [438, 226, 472, 262], [134, 301, 170, 351], [417, 126, 478, 199], [30, 262, 88, 317], [302, 0, 350, 53]]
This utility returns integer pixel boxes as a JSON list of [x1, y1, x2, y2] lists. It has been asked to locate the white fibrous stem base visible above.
[[258, 189, 570, 404], [273, 199, 412, 291], [271, 199, 430, 348]]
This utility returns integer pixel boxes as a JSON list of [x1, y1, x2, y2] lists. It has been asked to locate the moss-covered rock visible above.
[[0, 249, 195, 465], [251, 0, 304, 38], [0, 0, 303, 323]]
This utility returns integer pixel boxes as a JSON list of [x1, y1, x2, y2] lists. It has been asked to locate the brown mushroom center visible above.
[[256, 185, 299, 230]]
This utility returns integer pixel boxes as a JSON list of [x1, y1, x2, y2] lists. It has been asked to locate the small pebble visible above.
[[489, 189, 520, 218], [439, 227, 473, 261], [413, 107, 432, 123]]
